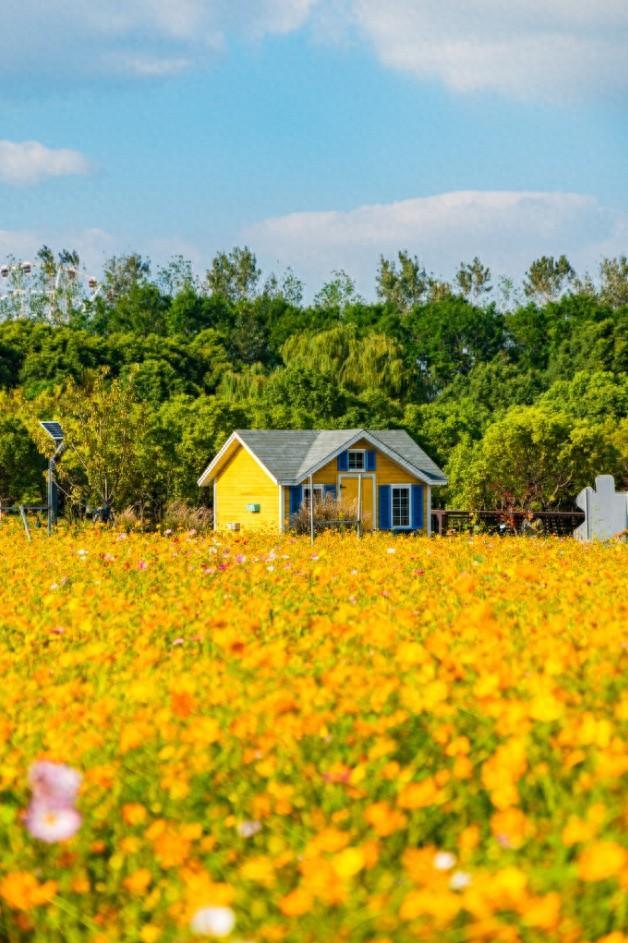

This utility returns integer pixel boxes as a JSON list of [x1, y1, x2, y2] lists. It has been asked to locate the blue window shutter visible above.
[[324, 485, 337, 500], [411, 485, 423, 530], [366, 450, 376, 471], [379, 485, 391, 530], [290, 485, 303, 517], [337, 450, 349, 471]]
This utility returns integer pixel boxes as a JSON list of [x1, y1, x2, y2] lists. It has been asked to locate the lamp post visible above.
[[40, 422, 65, 534]]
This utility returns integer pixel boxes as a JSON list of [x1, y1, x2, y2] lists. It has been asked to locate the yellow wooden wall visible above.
[[215, 446, 280, 532], [282, 439, 431, 531]]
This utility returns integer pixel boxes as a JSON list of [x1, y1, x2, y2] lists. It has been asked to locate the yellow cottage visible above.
[[198, 429, 447, 535]]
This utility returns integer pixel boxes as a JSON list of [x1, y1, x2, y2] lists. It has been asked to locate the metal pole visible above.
[[47, 459, 55, 535], [309, 474, 315, 545], [19, 505, 31, 541], [357, 474, 362, 538]]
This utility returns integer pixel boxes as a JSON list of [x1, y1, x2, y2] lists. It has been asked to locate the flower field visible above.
[[0, 527, 626, 943]]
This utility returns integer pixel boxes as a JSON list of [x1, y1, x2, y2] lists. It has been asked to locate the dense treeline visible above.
[[0, 247, 626, 515]]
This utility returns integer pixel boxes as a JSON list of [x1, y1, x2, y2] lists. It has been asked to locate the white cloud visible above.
[[3, 0, 627, 100], [1, 190, 624, 299], [342, 0, 628, 102], [247, 190, 625, 295], [0, 0, 319, 83], [0, 141, 91, 186]]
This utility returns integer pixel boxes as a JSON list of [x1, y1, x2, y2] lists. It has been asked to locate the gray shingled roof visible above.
[[234, 429, 446, 484], [368, 430, 447, 483]]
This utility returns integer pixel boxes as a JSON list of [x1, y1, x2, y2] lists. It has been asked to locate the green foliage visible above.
[[281, 324, 410, 398], [599, 255, 628, 308], [376, 250, 428, 309], [206, 246, 261, 303], [455, 257, 492, 301], [523, 254, 575, 303], [0, 245, 625, 517], [0, 398, 45, 503], [448, 405, 623, 511], [313, 270, 362, 311]]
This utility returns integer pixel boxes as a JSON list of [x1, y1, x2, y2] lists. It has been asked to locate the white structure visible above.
[[574, 475, 628, 541]]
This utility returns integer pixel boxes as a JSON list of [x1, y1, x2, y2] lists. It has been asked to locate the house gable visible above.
[[296, 431, 445, 486], [214, 442, 279, 531]]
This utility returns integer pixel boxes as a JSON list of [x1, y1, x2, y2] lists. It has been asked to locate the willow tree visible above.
[[281, 324, 410, 398]]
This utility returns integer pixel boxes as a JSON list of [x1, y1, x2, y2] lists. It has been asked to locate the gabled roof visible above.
[[198, 429, 447, 487]]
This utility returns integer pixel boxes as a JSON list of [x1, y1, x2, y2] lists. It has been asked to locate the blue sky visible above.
[[1, 1, 627, 297]]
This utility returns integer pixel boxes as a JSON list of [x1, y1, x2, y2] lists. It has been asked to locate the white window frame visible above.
[[302, 483, 325, 508], [391, 484, 412, 530], [347, 449, 366, 471]]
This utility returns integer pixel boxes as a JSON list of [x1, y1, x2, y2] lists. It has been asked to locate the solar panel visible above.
[[40, 421, 64, 443]]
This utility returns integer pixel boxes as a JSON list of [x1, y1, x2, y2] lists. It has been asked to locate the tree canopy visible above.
[[0, 247, 625, 513]]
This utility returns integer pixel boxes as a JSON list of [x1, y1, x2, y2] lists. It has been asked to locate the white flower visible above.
[[77, 548, 88, 557], [450, 870, 472, 890], [433, 850, 457, 871], [237, 820, 261, 838], [190, 906, 236, 937], [386, 547, 396, 554]]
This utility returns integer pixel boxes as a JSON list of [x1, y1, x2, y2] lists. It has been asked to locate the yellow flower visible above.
[[522, 892, 561, 929], [0, 872, 57, 911], [123, 869, 153, 895], [139, 925, 161, 943], [577, 841, 627, 882], [331, 847, 366, 879], [278, 887, 314, 916], [490, 807, 534, 849], [364, 802, 407, 837], [240, 856, 276, 886], [398, 776, 443, 809]]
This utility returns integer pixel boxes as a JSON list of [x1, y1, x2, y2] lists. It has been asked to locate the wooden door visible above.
[[338, 475, 375, 531]]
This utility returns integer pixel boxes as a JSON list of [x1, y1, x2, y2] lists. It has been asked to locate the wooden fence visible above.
[[431, 509, 585, 537]]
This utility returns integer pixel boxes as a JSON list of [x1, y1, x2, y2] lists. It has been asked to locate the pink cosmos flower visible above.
[[25, 804, 82, 843], [28, 761, 82, 809]]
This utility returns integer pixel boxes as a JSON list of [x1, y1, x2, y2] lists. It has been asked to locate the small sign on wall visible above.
[[246, 504, 261, 513]]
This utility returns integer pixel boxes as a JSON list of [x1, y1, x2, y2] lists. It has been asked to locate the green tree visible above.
[[41, 371, 163, 513], [523, 255, 575, 303], [281, 324, 410, 398], [102, 253, 151, 300], [376, 251, 428, 310], [404, 298, 505, 395], [313, 270, 362, 311], [206, 247, 261, 303], [258, 365, 347, 427], [599, 255, 628, 308], [262, 268, 304, 307], [156, 255, 197, 296], [0, 397, 45, 503], [539, 370, 628, 423], [448, 405, 622, 511], [455, 257, 492, 302], [156, 395, 250, 503]]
